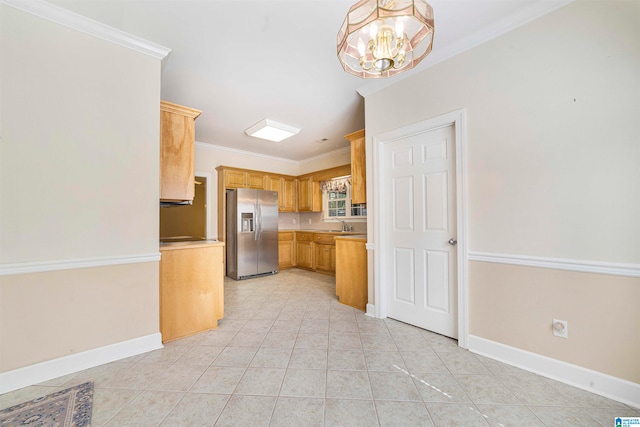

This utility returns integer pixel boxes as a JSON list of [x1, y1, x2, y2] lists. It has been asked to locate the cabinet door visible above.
[[282, 177, 296, 212], [297, 178, 312, 211], [315, 244, 329, 271], [225, 170, 247, 188], [248, 172, 266, 189], [278, 232, 295, 268], [314, 243, 335, 273], [160, 109, 196, 201], [296, 241, 313, 268], [297, 178, 322, 212], [268, 176, 285, 211]]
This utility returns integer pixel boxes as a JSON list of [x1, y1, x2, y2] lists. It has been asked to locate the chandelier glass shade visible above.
[[337, 0, 435, 79]]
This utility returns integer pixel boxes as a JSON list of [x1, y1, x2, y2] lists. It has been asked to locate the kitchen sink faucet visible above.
[[340, 220, 353, 232]]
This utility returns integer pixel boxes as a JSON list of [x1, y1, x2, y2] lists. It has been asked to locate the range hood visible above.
[[160, 200, 192, 208]]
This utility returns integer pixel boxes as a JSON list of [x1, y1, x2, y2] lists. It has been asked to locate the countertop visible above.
[[333, 234, 367, 241], [160, 240, 225, 251], [279, 229, 364, 236]]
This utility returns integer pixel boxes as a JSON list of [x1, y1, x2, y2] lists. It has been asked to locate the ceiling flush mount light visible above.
[[245, 119, 300, 142], [337, 0, 434, 79]]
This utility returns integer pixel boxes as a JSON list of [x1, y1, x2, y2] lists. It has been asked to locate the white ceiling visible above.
[[50, 0, 572, 161]]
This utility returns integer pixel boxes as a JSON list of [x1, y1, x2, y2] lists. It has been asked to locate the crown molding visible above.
[[299, 146, 351, 165], [1, 0, 170, 60], [357, 0, 576, 97], [195, 141, 351, 166], [195, 141, 300, 165]]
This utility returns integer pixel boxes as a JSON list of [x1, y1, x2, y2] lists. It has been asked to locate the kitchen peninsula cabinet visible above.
[[345, 129, 366, 204], [335, 235, 367, 311], [160, 101, 201, 202], [160, 241, 224, 342]]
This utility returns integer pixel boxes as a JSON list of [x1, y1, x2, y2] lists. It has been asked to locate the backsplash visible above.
[[278, 212, 367, 233]]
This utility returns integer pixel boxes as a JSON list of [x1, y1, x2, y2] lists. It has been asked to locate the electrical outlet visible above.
[[292, 218, 296, 224], [308, 218, 312, 224], [553, 319, 568, 338]]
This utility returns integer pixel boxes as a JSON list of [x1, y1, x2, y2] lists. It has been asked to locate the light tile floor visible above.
[[1, 269, 638, 426]]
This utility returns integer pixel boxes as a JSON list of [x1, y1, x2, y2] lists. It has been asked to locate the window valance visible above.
[[320, 176, 351, 193]]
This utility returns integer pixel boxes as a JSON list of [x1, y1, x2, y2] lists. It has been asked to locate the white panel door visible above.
[[384, 124, 458, 338]]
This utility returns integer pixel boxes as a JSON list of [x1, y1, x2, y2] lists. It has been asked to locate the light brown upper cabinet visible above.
[[345, 129, 366, 204], [160, 101, 202, 202], [297, 176, 322, 212], [247, 172, 266, 189], [224, 169, 247, 188], [268, 175, 297, 212]]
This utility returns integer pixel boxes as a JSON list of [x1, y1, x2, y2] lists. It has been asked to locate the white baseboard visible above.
[[0, 333, 163, 394], [468, 335, 640, 409], [366, 303, 376, 317]]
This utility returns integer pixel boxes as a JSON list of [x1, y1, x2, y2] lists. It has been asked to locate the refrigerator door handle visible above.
[[256, 201, 262, 240]]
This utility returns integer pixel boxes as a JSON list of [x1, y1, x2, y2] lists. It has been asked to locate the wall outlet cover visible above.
[[553, 319, 568, 338]]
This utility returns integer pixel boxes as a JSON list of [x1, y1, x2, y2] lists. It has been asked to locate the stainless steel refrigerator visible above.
[[226, 188, 279, 280]]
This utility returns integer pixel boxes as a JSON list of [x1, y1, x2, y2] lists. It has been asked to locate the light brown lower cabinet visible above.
[[278, 231, 295, 269], [160, 242, 224, 343], [335, 236, 368, 311], [314, 243, 336, 273], [296, 240, 314, 269]]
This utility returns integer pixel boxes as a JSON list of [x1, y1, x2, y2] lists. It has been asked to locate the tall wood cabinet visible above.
[[160, 101, 201, 202], [345, 129, 366, 204]]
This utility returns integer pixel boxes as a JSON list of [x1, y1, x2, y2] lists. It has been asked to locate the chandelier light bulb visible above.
[[395, 18, 404, 39], [357, 38, 365, 56], [369, 22, 378, 39], [337, 0, 435, 78]]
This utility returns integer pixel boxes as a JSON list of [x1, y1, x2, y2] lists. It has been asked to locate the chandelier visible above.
[[337, 0, 435, 79]]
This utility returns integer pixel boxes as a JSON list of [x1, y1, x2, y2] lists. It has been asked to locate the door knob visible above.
[[448, 238, 457, 246]]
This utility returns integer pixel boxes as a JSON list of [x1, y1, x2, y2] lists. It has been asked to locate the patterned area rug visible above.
[[0, 381, 93, 427]]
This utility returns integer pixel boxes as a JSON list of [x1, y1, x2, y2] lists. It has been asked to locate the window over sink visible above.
[[321, 176, 366, 221]]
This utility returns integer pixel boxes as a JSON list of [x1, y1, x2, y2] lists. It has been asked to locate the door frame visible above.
[[371, 109, 469, 348], [195, 171, 212, 240]]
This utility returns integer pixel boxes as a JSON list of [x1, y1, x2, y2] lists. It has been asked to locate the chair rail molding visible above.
[[468, 251, 640, 278], [0, 253, 161, 276]]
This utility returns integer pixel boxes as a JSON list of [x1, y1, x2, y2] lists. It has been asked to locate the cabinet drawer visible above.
[[314, 234, 335, 245], [279, 231, 294, 241], [296, 232, 313, 242]]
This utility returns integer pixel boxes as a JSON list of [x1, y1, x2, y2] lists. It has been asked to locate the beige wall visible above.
[[364, 0, 640, 382], [0, 263, 159, 371], [470, 261, 640, 383], [0, 6, 161, 372]]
